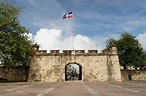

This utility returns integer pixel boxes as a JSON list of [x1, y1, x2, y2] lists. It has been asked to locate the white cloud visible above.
[[33, 28, 104, 52], [136, 32, 146, 51], [74, 34, 97, 50], [34, 28, 62, 51]]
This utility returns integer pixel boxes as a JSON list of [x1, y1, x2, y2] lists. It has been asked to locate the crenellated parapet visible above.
[[32, 43, 117, 56]]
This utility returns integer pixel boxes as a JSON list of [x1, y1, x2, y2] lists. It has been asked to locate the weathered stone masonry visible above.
[[28, 44, 122, 82]]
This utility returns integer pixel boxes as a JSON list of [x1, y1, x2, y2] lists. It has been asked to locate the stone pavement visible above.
[[0, 80, 146, 96]]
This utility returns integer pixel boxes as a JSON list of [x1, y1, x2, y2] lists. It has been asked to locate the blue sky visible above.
[[3, 0, 146, 51]]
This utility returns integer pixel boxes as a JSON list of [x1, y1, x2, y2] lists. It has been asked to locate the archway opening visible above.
[[65, 63, 82, 81]]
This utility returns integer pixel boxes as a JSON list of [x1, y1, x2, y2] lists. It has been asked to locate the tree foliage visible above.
[[0, 1, 32, 67], [106, 32, 146, 69]]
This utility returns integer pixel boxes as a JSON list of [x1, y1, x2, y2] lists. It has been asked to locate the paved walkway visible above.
[[0, 80, 146, 96]]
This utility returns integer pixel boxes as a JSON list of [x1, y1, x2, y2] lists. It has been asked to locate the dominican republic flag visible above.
[[63, 12, 73, 19]]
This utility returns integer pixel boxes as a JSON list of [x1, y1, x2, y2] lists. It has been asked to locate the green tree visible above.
[[0, 1, 32, 67], [106, 32, 146, 69]]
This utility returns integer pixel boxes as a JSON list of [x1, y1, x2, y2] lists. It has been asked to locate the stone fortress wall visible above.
[[28, 43, 122, 82]]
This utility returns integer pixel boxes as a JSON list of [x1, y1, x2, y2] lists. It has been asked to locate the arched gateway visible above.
[[65, 63, 82, 81], [28, 43, 122, 82]]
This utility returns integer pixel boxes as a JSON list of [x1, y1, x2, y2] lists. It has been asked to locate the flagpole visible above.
[[62, 12, 74, 50], [72, 34, 74, 50]]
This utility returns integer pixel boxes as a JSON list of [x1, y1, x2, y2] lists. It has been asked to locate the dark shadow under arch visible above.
[[65, 63, 82, 81]]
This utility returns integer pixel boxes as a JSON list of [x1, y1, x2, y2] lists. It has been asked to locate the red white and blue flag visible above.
[[63, 12, 73, 19]]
